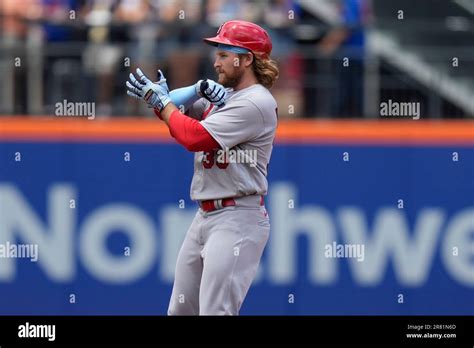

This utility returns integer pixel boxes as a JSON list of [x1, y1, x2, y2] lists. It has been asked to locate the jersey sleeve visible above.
[[168, 110, 220, 152], [200, 99, 263, 150], [186, 98, 210, 120]]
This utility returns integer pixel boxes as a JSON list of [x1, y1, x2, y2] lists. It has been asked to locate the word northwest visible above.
[[18, 322, 56, 341]]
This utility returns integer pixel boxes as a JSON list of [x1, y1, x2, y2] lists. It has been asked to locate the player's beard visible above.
[[217, 66, 244, 88]]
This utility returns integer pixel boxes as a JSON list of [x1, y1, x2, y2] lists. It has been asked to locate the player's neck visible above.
[[234, 73, 258, 91]]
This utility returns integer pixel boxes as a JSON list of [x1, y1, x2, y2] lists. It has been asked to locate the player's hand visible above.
[[126, 68, 171, 111], [196, 79, 227, 107], [154, 69, 170, 92]]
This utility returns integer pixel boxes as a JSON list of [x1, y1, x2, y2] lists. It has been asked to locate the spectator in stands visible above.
[[0, 0, 42, 113], [155, 0, 203, 91], [317, 0, 371, 117], [206, 0, 260, 26], [82, 0, 127, 116], [122, 0, 204, 116], [263, 0, 302, 118], [41, 0, 84, 112]]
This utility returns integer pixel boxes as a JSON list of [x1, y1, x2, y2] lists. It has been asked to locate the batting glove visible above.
[[126, 68, 171, 111], [196, 79, 228, 107]]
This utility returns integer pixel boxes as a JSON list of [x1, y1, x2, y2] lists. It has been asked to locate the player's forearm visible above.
[[169, 85, 200, 111], [164, 108, 220, 152], [160, 103, 178, 126]]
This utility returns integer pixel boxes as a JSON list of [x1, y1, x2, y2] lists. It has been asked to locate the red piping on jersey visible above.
[[154, 107, 194, 119], [202, 105, 214, 120], [155, 104, 213, 120], [169, 110, 220, 152]]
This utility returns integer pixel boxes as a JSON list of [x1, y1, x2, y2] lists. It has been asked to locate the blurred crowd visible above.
[[0, 0, 373, 118]]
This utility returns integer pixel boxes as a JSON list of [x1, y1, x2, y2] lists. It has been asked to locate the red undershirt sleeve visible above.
[[168, 109, 220, 152]]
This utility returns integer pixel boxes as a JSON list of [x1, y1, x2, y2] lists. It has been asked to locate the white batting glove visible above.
[[126, 68, 171, 111], [196, 79, 228, 107]]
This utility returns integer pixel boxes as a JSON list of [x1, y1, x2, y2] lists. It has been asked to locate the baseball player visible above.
[[126, 20, 279, 315]]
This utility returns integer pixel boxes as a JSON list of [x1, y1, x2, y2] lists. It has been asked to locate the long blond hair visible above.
[[251, 55, 279, 89]]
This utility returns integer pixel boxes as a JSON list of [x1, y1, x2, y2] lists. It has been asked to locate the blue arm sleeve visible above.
[[169, 85, 200, 111]]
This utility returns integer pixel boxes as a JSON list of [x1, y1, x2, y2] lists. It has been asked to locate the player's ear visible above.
[[243, 53, 254, 68]]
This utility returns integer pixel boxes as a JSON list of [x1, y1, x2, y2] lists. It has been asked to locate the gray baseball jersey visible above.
[[168, 83, 277, 315], [189, 84, 277, 201]]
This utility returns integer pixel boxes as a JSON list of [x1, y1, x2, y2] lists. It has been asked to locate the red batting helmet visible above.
[[203, 20, 272, 59]]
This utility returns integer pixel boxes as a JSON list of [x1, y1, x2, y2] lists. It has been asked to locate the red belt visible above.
[[199, 196, 264, 212], [199, 198, 236, 212]]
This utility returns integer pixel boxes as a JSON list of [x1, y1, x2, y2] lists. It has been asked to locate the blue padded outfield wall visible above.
[[0, 139, 473, 315]]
